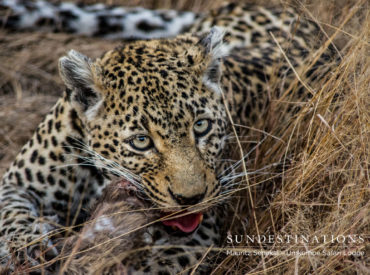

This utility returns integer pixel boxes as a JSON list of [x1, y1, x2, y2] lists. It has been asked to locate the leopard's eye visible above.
[[193, 119, 212, 138], [129, 135, 153, 151]]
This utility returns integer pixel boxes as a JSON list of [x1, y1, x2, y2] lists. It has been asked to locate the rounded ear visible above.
[[59, 50, 94, 90], [59, 50, 103, 117], [197, 27, 227, 94]]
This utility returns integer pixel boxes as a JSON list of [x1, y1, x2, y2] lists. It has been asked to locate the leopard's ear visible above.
[[198, 27, 227, 94], [59, 50, 103, 117]]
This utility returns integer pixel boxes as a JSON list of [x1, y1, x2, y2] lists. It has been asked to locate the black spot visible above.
[[47, 120, 53, 134], [127, 96, 133, 105], [70, 109, 85, 137], [177, 256, 190, 268], [59, 180, 66, 188], [58, 10, 78, 33], [187, 55, 194, 65], [49, 151, 58, 161], [202, 222, 212, 229], [25, 168, 33, 182], [153, 230, 162, 241], [47, 175, 55, 186], [195, 252, 203, 259], [38, 156, 45, 165], [54, 191, 69, 201], [52, 201, 65, 211], [159, 70, 168, 78], [109, 145, 116, 153], [58, 10, 78, 20], [36, 133, 42, 144], [100, 150, 109, 156], [251, 31, 262, 43], [43, 139, 49, 149], [94, 15, 123, 36], [30, 150, 38, 163], [55, 121, 62, 132], [59, 154, 65, 162], [143, 266, 151, 273], [51, 136, 58, 146], [158, 272, 170, 275], [163, 248, 182, 255], [133, 106, 138, 114], [15, 172, 23, 187], [17, 159, 25, 168], [197, 228, 210, 240], [136, 21, 165, 32], [136, 47, 145, 54], [36, 171, 45, 184], [159, 13, 173, 22], [93, 142, 101, 148], [3, 15, 21, 28], [59, 169, 67, 176], [181, 92, 188, 99], [254, 70, 269, 82]]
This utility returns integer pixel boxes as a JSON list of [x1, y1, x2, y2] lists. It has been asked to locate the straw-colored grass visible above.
[[0, 0, 368, 274], [217, 14, 369, 275]]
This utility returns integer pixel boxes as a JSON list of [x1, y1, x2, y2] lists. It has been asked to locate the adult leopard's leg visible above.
[[0, 97, 109, 271]]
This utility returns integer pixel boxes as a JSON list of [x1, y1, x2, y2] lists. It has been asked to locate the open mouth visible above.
[[113, 179, 203, 233], [162, 212, 203, 233]]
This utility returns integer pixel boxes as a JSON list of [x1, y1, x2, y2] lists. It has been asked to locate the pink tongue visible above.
[[162, 213, 202, 233]]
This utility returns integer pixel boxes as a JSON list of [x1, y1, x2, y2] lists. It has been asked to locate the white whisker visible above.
[[59, 136, 144, 191], [218, 136, 267, 178], [220, 161, 280, 185]]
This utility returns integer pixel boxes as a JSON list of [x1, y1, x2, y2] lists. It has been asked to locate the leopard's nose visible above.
[[168, 187, 207, 206]]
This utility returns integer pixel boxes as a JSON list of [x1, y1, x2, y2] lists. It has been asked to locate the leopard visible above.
[[0, 1, 337, 274], [0, 0, 198, 39]]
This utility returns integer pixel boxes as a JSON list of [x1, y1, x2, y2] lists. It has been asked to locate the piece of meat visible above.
[[55, 179, 156, 275]]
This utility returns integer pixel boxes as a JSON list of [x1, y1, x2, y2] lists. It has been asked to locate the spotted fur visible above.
[[0, 2, 336, 274], [0, 0, 197, 39]]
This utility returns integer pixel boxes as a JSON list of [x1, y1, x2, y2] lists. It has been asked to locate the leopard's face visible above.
[[59, 29, 228, 211]]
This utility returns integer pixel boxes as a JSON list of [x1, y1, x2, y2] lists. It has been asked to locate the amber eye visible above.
[[193, 119, 212, 138], [129, 135, 153, 151]]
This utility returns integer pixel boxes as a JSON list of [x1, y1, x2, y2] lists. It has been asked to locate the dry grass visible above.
[[212, 2, 369, 274], [217, 16, 369, 275], [0, 0, 369, 274]]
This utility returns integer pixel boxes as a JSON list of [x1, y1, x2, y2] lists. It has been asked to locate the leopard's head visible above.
[[59, 28, 230, 232]]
